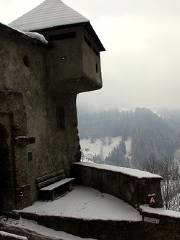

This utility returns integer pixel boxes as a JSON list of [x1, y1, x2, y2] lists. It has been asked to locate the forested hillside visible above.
[[78, 108, 179, 169]]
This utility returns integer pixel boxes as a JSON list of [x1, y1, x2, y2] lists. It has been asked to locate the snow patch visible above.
[[0, 22, 48, 44], [125, 137, 132, 165], [81, 137, 122, 162], [81, 136, 132, 165], [24, 32, 48, 44]]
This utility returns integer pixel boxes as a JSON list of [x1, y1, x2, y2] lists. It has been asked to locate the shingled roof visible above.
[[9, 0, 89, 31]]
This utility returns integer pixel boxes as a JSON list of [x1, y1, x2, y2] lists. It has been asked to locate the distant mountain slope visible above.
[[78, 108, 178, 170], [81, 136, 132, 167]]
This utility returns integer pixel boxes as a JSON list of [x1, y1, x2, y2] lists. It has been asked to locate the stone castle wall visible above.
[[0, 24, 81, 203]]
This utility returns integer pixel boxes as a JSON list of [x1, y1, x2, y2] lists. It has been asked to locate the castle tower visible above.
[[10, 0, 105, 94]]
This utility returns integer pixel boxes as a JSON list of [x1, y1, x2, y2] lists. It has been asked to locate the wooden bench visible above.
[[40, 178, 75, 200], [36, 171, 75, 200]]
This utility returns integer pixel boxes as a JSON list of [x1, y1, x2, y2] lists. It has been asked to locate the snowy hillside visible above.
[[80, 137, 132, 165]]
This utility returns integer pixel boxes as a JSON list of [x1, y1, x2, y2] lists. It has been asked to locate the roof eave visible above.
[[30, 21, 105, 52], [84, 22, 105, 52]]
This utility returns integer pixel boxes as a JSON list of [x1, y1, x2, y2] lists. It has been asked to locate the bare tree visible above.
[[143, 156, 180, 210]]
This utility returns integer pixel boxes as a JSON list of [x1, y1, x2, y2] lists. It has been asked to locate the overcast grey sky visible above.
[[1, 0, 180, 110]]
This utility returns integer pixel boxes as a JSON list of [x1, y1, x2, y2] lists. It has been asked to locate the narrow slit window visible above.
[[28, 151, 33, 162], [57, 107, 65, 130]]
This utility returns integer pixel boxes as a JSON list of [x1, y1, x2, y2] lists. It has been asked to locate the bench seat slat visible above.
[[40, 178, 75, 191]]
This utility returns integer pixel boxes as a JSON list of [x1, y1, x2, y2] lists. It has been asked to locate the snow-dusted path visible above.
[[21, 185, 142, 222]]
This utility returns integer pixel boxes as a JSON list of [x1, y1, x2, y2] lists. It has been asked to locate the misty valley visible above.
[[78, 107, 180, 211]]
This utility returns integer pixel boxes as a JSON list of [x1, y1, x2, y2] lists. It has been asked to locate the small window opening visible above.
[[57, 107, 65, 130], [28, 151, 33, 162], [23, 55, 30, 67]]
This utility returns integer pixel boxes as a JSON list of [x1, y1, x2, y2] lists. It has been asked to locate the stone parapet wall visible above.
[[18, 212, 180, 240], [72, 162, 163, 208]]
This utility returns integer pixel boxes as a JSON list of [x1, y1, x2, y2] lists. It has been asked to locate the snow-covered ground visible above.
[[80, 137, 132, 163], [21, 185, 141, 222]]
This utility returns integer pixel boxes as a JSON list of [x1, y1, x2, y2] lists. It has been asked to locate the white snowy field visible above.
[[80, 136, 132, 163], [21, 185, 141, 222]]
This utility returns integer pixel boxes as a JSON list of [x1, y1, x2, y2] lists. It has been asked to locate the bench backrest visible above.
[[36, 170, 65, 189]]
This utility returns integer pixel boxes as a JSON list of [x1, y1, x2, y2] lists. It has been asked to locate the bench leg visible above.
[[51, 191, 55, 201], [69, 183, 73, 191]]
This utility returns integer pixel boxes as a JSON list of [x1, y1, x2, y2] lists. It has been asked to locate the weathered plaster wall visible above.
[[47, 34, 83, 94], [0, 112, 16, 211], [82, 31, 102, 90], [0, 91, 30, 210], [0, 25, 80, 203]]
